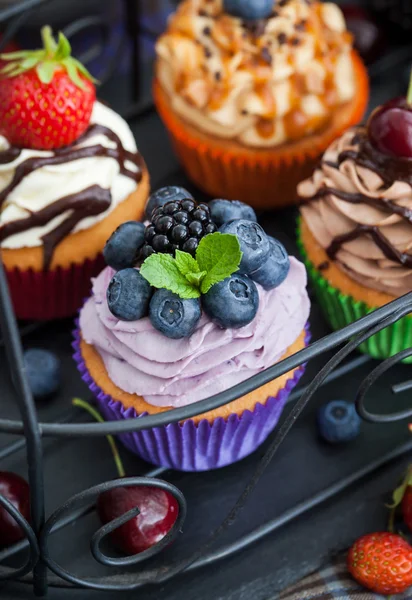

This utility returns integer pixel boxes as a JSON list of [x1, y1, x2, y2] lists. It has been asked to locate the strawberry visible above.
[[348, 532, 412, 594], [0, 26, 96, 150], [403, 486, 412, 533]]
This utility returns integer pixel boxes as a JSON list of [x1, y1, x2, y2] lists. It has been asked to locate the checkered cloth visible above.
[[277, 556, 411, 599]]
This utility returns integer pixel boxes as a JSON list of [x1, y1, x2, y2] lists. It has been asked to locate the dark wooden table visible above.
[[1, 40, 412, 600]]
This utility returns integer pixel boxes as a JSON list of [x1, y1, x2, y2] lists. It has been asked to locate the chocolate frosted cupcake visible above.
[[0, 27, 149, 320], [298, 89, 412, 360], [154, 0, 368, 209], [74, 189, 311, 471]]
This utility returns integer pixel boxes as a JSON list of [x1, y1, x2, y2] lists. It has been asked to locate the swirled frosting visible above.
[[156, 0, 355, 148], [0, 102, 142, 254], [79, 257, 310, 408], [299, 128, 412, 297]]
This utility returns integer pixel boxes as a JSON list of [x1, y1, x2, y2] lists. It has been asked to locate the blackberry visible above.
[[141, 200, 217, 258]]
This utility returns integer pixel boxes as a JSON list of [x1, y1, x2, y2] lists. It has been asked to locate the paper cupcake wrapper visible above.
[[6, 254, 106, 321], [153, 52, 368, 210], [296, 224, 412, 362], [73, 327, 310, 471]]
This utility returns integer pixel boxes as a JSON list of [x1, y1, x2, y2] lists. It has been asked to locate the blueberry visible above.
[[107, 269, 152, 321], [24, 349, 61, 399], [149, 289, 201, 339], [223, 0, 274, 21], [220, 219, 270, 274], [250, 237, 290, 290], [144, 187, 194, 220], [103, 221, 145, 271], [203, 274, 259, 329], [317, 400, 361, 444], [209, 199, 257, 227]]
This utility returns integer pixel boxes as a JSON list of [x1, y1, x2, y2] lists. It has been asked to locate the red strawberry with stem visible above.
[[0, 26, 96, 150], [73, 399, 179, 555], [348, 532, 412, 595]]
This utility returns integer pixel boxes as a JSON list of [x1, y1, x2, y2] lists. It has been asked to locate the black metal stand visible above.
[[1, 0, 412, 596]]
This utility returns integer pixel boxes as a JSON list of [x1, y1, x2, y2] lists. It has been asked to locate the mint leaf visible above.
[[175, 250, 200, 276], [140, 254, 200, 299], [196, 233, 242, 294], [186, 271, 207, 286]]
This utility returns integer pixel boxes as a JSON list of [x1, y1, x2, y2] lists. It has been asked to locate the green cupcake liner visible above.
[[296, 220, 412, 362]]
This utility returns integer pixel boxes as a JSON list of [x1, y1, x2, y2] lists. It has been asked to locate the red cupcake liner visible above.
[[6, 255, 106, 321]]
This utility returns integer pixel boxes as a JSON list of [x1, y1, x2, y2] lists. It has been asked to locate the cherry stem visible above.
[[72, 398, 126, 479], [407, 69, 412, 106]]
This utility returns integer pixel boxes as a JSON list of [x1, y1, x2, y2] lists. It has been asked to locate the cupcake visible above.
[[0, 27, 149, 320], [298, 88, 412, 361], [74, 188, 311, 471], [154, 0, 368, 209]]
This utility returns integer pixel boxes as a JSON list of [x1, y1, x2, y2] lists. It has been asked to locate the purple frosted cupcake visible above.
[[74, 189, 310, 471]]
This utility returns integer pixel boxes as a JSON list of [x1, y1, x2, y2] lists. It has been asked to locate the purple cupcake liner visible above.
[[73, 326, 310, 472]]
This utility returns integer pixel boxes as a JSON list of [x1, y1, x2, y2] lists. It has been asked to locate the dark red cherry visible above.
[[97, 485, 179, 555], [368, 97, 412, 158], [0, 471, 30, 547]]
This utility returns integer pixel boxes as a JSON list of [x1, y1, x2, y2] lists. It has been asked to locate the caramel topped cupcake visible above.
[[154, 0, 368, 208], [157, 0, 355, 147]]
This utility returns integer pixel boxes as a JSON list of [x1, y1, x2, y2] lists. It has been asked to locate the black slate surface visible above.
[[2, 32, 412, 600]]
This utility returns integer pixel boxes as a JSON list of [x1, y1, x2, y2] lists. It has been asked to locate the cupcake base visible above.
[[153, 52, 369, 210], [73, 328, 310, 471], [1, 170, 150, 320], [298, 219, 412, 362]]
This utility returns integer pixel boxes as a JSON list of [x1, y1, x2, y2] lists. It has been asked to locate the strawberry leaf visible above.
[[36, 61, 57, 84]]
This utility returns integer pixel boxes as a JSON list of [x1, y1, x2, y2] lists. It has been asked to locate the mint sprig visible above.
[[140, 233, 242, 299]]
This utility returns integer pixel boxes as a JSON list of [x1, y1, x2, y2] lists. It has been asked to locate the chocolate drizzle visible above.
[[331, 128, 412, 187], [327, 225, 412, 268], [302, 128, 412, 268], [0, 124, 143, 269]]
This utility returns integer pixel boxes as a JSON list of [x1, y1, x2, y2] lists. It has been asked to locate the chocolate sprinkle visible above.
[[318, 261, 330, 271], [295, 19, 307, 31], [261, 47, 272, 65], [277, 32, 287, 45], [203, 26, 211, 36]]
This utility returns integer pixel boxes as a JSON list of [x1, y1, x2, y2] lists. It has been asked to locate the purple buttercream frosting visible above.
[[79, 257, 310, 409]]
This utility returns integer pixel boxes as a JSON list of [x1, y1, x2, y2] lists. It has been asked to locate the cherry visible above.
[[73, 398, 179, 556], [0, 471, 30, 547], [97, 486, 179, 555], [341, 5, 385, 65], [368, 97, 412, 159]]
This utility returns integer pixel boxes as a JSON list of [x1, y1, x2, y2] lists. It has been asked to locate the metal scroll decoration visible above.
[[1, 254, 412, 595], [1, 0, 412, 596]]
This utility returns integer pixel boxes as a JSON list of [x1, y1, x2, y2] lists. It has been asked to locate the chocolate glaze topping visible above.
[[0, 124, 144, 269], [301, 128, 412, 268]]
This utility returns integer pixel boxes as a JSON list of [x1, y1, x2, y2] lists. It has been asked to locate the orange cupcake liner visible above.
[[153, 51, 369, 209]]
